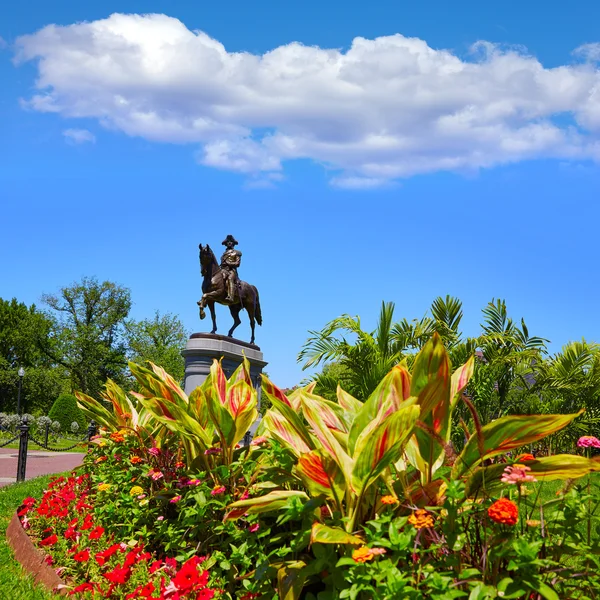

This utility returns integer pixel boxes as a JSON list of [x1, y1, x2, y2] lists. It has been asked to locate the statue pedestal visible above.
[[182, 332, 267, 398]]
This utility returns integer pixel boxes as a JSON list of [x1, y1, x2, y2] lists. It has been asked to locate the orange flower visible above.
[[515, 453, 535, 462], [94, 456, 107, 464], [381, 495, 398, 505], [110, 432, 125, 443], [488, 498, 518, 526], [130, 457, 143, 465], [352, 546, 386, 563], [408, 509, 435, 529]]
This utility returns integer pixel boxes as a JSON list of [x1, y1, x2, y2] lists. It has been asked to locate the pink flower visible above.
[[204, 447, 220, 455], [577, 436, 600, 449], [170, 496, 181, 504], [501, 465, 537, 485], [186, 478, 202, 487], [157, 516, 165, 521], [251, 436, 268, 446], [239, 490, 249, 500], [248, 523, 259, 533], [211, 485, 226, 496], [148, 469, 164, 481], [148, 447, 161, 456]]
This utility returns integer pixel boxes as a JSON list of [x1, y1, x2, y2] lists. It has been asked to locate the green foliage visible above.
[[0, 298, 68, 414], [41, 276, 132, 397], [16, 346, 600, 599], [124, 310, 188, 383], [48, 393, 87, 433]]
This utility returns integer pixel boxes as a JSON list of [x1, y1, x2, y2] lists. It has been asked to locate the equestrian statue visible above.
[[197, 235, 262, 344]]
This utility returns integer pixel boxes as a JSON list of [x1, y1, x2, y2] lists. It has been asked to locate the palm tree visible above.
[[298, 301, 404, 400], [298, 296, 469, 400]]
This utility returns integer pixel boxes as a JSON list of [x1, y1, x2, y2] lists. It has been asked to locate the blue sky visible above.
[[1, 1, 600, 386]]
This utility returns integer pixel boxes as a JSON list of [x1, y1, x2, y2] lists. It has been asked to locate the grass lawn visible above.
[[0, 474, 62, 600]]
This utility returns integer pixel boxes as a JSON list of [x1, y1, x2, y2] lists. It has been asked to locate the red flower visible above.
[[71, 582, 94, 594], [73, 549, 90, 562], [64, 527, 78, 540], [197, 590, 215, 600], [39, 534, 58, 546], [89, 526, 105, 540], [149, 560, 163, 574], [104, 565, 132, 584], [488, 497, 519, 526], [124, 550, 138, 567], [125, 582, 155, 598]]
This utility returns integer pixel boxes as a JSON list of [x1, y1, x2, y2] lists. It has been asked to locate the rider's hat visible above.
[[222, 234, 238, 246]]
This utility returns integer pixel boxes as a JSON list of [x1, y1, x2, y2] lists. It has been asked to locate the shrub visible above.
[[48, 393, 86, 434]]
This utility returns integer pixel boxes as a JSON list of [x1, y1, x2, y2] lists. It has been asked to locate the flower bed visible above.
[[10, 340, 600, 598], [17, 473, 215, 599]]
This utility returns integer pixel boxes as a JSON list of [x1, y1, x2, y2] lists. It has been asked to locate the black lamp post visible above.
[[17, 367, 25, 415]]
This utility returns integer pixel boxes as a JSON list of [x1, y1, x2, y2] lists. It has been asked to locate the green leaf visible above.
[[410, 333, 450, 398], [310, 523, 363, 546], [277, 561, 308, 600]]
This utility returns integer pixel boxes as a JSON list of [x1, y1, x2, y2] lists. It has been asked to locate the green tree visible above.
[[48, 393, 87, 433], [0, 298, 53, 369], [0, 298, 68, 414], [124, 311, 188, 382], [41, 277, 132, 397]]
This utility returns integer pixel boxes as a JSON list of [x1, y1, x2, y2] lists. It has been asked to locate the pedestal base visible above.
[[182, 333, 267, 396]]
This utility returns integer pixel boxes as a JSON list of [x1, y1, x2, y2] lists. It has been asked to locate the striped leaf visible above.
[[453, 411, 585, 477], [465, 454, 600, 496], [348, 363, 411, 455], [224, 490, 309, 520], [352, 405, 420, 493], [295, 450, 346, 501], [263, 410, 312, 456]]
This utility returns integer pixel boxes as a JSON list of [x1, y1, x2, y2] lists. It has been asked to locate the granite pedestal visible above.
[[182, 333, 267, 413]]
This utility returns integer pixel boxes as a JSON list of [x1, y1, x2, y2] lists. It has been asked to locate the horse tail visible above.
[[253, 287, 263, 326]]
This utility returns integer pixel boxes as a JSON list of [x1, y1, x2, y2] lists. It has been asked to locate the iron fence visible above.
[[4, 418, 98, 483]]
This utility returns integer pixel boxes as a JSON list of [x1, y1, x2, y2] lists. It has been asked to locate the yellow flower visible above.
[[526, 519, 541, 528], [130, 486, 144, 496], [139, 499, 149, 507], [381, 495, 398, 505], [98, 483, 111, 492], [408, 509, 435, 529]]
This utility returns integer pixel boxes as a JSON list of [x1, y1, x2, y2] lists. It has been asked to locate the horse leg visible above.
[[245, 300, 256, 344], [209, 302, 217, 334], [198, 295, 206, 320], [228, 304, 242, 338]]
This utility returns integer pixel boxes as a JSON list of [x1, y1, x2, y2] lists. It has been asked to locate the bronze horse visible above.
[[197, 244, 262, 344]]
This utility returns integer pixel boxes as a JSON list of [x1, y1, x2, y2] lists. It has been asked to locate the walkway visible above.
[[0, 448, 85, 488]]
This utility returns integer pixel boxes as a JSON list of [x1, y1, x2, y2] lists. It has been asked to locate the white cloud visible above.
[[14, 13, 600, 186], [0, 36, 7, 50], [62, 128, 96, 144]]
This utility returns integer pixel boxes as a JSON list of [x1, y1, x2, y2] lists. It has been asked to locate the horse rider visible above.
[[220, 234, 242, 302]]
